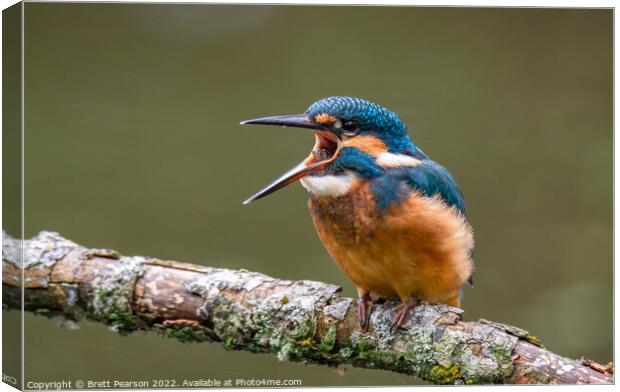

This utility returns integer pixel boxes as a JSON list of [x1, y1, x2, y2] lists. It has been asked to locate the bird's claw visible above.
[[392, 297, 418, 331], [357, 296, 373, 332]]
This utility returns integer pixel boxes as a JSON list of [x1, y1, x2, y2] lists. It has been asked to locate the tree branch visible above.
[[2, 231, 612, 384]]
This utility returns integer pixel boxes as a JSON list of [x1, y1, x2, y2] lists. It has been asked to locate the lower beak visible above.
[[240, 114, 339, 204]]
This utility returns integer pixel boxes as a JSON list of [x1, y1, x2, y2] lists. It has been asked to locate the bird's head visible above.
[[242, 96, 421, 204]]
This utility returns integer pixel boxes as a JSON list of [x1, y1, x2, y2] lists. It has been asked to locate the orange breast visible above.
[[308, 183, 474, 306]]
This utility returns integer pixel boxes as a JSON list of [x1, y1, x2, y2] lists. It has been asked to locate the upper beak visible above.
[[240, 113, 339, 204], [240, 113, 326, 130]]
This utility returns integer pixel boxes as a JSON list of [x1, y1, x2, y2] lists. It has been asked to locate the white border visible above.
[[0, 2, 615, 392]]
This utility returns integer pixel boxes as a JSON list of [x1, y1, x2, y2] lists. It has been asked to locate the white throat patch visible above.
[[300, 171, 356, 197]]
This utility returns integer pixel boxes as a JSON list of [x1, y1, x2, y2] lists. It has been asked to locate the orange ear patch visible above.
[[343, 135, 388, 157], [314, 113, 338, 125]]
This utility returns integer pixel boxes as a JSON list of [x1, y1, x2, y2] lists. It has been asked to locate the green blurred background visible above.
[[6, 3, 613, 386]]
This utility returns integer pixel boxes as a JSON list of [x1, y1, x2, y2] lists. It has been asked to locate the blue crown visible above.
[[307, 96, 414, 152], [307, 96, 407, 136]]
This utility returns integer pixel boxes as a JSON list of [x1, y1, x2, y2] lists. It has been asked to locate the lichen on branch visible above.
[[1, 231, 613, 385]]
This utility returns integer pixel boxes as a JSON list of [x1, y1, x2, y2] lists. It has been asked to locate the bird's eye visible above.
[[342, 120, 359, 136]]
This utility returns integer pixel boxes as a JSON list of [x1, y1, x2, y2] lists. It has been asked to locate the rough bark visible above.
[[2, 231, 613, 385]]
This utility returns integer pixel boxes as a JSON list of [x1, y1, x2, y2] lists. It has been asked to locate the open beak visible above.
[[240, 114, 341, 204]]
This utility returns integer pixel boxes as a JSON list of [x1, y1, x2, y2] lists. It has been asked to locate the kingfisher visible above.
[[241, 96, 474, 330]]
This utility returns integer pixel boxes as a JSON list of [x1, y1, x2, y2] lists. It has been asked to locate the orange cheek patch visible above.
[[314, 113, 337, 125], [343, 135, 388, 157]]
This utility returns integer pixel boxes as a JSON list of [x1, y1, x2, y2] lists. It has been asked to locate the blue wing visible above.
[[370, 158, 474, 285], [403, 160, 466, 215], [371, 160, 466, 216]]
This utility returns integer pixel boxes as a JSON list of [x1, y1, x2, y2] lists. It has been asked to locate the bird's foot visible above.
[[392, 297, 418, 329], [357, 294, 374, 332]]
